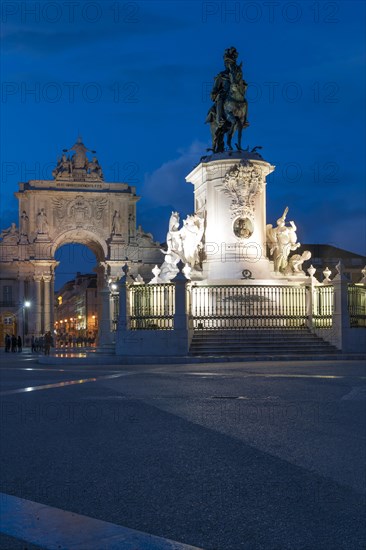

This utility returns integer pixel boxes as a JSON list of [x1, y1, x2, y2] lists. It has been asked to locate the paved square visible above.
[[1, 352, 365, 549]]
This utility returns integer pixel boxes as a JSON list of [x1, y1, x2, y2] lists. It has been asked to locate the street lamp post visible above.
[[109, 281, 118, 332], [22, 301, 31, 348]]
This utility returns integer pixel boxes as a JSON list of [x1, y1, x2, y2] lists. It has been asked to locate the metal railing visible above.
[[129, 283, 174, 330], [189, 285, 307, 329], [348, 284, 366, 327], [125, 281, 365, 332], [313, 286, 333, 328]]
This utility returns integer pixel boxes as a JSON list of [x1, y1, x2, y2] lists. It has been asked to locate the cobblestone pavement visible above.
[[0, 352, 365, 549]]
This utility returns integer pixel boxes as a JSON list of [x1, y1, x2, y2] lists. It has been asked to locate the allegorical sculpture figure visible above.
[[112, 210, 122, 235], [52, 137, 103, 182], [20, 210, 29, 237], [37, 208, 49, 234], [65, 136, 93, 169], [284, 250, 312, 275], [266, 207, 300, 273], [206, 47, 249, 153], [154, 211, 205, 282], [88, 156, 103, 179]]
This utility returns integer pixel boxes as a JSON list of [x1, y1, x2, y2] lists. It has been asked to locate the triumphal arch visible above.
[[0, 137, 162, 344]]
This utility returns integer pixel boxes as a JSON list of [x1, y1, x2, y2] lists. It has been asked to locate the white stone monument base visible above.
[[202, 256, 274, 282]]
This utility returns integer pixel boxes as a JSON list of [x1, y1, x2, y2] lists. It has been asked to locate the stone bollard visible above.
[[332, 261, 351, 350], [172, 262, 188, 331], [305, 264, 317, 330]]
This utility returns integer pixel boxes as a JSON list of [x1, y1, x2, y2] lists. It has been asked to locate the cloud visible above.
[[141, 140, 206, 205], [137, 140, 208, 240]]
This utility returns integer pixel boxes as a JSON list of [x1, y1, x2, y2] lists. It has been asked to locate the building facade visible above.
[[0, 137, 163, 346], [54, 273, 99, 345]]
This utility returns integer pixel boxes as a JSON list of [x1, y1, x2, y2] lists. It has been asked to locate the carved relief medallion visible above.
[[233, 217, 253, 239]]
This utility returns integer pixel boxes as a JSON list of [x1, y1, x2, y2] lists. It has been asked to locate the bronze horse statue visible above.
[[206, 60, 249, 153]]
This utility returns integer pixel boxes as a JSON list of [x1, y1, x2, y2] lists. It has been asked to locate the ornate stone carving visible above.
[[220, 162, 264, 219], [0, 223, 18, 243], [53, 195, 107, 226], [37, 209, 49, 234], [284, 250, 312, 275], [153, 211, 205, 283], [266, 207, 301, 273], [112, 210, 122, 235], [20, 211, 29, 238], [52, 137, 104, 182], [233, 217, 253, 239]]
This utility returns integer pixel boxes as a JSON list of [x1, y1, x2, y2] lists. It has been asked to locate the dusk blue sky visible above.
[[1, 0, 365, 287]]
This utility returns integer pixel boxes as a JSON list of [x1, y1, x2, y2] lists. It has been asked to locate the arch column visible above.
[[18, 277, 25, 341], [98, 285, 113, 348], [33, 275, 43, 336], [43, 275, 52, 332]]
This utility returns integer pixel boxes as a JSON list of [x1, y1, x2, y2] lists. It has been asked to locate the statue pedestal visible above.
[[186, 152, 275, 282], [110, 234, 125, 244], [35, 233, 50, 242]]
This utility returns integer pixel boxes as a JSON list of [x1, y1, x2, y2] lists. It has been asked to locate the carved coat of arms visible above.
[[220, 162, 264, 219], [53, 195, 107, 227]]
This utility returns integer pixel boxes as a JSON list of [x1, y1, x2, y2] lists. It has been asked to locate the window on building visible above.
[[3, 286, 13, 305], [3, 316, 14, 325]]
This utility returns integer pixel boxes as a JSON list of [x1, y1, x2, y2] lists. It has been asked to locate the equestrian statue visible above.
[[206, 47, 249, 153]]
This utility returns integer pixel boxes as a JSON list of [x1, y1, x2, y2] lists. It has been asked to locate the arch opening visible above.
[[53, 239, 104, 348]]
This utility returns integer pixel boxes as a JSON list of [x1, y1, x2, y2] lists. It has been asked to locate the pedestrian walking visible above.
[[17, 335, 22, 352], [44, 331, 52, 356], [31, 335, 36, 353], [39, 336, 44, 352], [11, 334, 17, 352], [5, 334, 11, 352]]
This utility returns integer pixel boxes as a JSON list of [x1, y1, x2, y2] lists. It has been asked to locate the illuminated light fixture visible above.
[[24, 301, 31, 308], [78, 315, 82, 319], [111, 283, 117, 291], [64, 319, 67, 322]]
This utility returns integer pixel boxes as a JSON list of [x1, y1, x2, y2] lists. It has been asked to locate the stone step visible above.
[[191, 344, 336, 353], [191, 329, 327, 336], [194, 336, 328, 343], [191, 344, 338, 351], [189, 349, 337, 360], [189, 328, 337, 356]]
